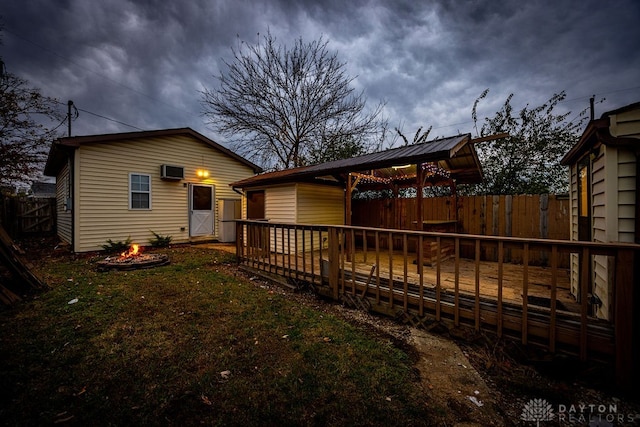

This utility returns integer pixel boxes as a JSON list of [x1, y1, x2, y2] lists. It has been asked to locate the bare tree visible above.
[[201, 31, 386, 169], [0, 70, 62, 188]]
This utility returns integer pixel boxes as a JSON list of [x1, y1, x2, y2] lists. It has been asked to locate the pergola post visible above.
[[346, 172, 353, 226], [416, 163, 424, 231]]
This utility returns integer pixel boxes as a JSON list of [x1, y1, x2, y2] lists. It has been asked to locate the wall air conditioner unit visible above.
[[160, 164, 185, 181]]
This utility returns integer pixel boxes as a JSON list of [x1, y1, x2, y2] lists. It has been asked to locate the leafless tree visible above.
[[0, 70, 62, 187], [201, 31, 386, 169]]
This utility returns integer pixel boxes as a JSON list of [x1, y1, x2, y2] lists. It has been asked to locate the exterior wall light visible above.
[[196, 169, 210, 178]]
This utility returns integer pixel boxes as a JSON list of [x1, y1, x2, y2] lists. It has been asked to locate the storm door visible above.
[[189, 184, 214, 236]]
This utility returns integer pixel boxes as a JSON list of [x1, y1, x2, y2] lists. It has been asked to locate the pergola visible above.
[[232, 132, 507, 229]]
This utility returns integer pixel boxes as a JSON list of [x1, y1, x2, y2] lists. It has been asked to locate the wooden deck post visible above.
[[328, 227, 340, 300], [235, 221, 243, 260], [614, 248, 638, 391], [416, 163, 424, 231]]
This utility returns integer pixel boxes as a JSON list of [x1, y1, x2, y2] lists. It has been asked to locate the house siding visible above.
[[296, 183, 344, 252], [296, 184, 344, 225], [253, 183, 345, 254], [610, 108, 639, 245], [617, 149, 636, 243], [567, 105, 640, 320], [592, 147, 619, 320], [568, 164, 579, 296], [74, 134, 255, 252], [265, 185, 297, 253], [610, 109, 640, 139], [56, 160, 72, 244]]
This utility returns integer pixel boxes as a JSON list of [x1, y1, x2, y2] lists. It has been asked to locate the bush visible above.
[[149, 231, 172, 248], [101, 236, 133, 253]]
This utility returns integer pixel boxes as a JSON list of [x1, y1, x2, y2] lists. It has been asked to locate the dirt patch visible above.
[[410, 328, 505, 426]]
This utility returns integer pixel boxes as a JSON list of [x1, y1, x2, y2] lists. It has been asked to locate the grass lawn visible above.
[[0, 245, 434, 426]]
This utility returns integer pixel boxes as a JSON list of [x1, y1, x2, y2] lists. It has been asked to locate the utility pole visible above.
[[67, 100, 74, 137]]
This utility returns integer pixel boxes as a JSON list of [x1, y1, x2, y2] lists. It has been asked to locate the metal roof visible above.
[[231, 133, 483, 188]]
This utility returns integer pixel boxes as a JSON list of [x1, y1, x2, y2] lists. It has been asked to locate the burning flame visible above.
[[120, 244, 141, 258]]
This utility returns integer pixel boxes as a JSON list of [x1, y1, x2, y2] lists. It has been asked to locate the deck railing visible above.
[[235, 220, 639, 388]]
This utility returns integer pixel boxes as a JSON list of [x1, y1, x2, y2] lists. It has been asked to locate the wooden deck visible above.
[[236, 220, 640, 387], [250, 248, 578, 312]]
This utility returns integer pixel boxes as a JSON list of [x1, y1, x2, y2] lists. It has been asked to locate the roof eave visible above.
[[48, 128, 263, 173]]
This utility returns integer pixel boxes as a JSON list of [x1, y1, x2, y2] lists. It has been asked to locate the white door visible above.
[[189, 184, 214, 237], [219, 199, 241, 242]]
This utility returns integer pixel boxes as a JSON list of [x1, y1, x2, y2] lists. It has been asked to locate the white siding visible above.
[[617, 149, 636, 243], [74, 134, 255, 252], [567, 106, 640, 319], [592, 147, 618, 320], [265, 185, 297, 223], [296, 184, 344, 224], [258, 183, 345, 254], [610, 109, 640, 138], [296, 183, 344, 252], [568, 164, 579, 296], [591, 154, 606, 243], [265, 185, 297, 253]]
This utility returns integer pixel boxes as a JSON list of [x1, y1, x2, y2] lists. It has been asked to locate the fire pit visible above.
[[96, 244, 170, 272]]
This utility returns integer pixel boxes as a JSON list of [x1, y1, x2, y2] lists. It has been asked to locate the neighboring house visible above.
[[44, 128, 262, 252], [561, 102, 640, 320], [29, 181, 56, 198]]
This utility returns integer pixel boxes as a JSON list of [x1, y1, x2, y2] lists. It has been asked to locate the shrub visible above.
[[101, 236, 133, 253], [149, 231, 172, 248]]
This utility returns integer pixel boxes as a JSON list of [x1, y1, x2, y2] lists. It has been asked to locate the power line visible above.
[[52, 100, 144, 131], [75, 107, 145, 131], [4, 27, 194, 118]]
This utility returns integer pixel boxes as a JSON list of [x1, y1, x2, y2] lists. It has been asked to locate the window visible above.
[[129, 173, 151, 209]]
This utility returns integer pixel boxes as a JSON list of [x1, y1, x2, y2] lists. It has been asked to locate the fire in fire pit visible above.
[[96, 244, 170, 272]]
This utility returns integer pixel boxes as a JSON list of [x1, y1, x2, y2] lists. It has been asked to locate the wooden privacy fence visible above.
[[352, 194, 570, 266], [235, 220, 640, 390], [0, 197, 56, 237]]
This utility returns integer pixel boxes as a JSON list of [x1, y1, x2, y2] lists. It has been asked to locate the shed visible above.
[[560, 102, 640, 320], [231, 133, 492, 253], [44, 128, 261, 252]]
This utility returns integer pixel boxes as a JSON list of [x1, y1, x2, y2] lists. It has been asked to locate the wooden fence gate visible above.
[[0, 197, 56, 237]]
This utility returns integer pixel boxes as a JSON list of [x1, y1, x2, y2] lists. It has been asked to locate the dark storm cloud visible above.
[[1, 0, 639, 151]]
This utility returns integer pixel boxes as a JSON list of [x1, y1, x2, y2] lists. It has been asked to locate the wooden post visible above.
[[615, 249, 637, 390], [416, 163, 424, 231], [549, 245, 558, 353], [235, 221, 242, 260], [636, 154, 640, 244], [328, 227, 340, 300], [505, 195, 512, 261], [346, 173, 353, 227], [540, 194, 549, 265], [474, 239, 481, 331], [497, 241, 504, 337], [579, 246, 590, 361]]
